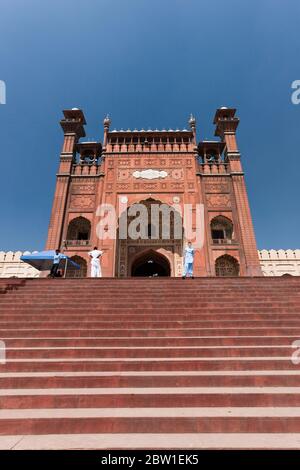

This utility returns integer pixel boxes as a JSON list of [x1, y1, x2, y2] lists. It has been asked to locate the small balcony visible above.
[[64, 239, 91, 247], [212, 238, 238, 245], [65, 217, 91, 248]]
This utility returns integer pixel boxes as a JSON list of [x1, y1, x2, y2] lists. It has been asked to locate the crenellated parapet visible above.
[[259, 249, 300, 276]]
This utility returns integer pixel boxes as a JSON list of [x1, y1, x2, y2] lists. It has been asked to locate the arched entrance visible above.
[[215, 254, 239, 277], [131, 250, 171, 277], [116, 198, 183, 277], [65, 255, 87, 278]]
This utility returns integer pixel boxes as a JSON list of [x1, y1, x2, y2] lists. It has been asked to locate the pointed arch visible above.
[[65, 255, 87, 278], [210, 215, 234, 244], [215, 254, 239, 277], [131, 249, 171, 277], [66, 217, 91, 246]]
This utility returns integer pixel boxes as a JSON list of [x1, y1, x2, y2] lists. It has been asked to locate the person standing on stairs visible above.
[[88, 246, 103, 278], [182, 241, 195, 279], [50, 248, 63, 278]]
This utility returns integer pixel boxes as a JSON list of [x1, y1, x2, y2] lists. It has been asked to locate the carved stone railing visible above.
[[198, 163, 229, 174], [72, 164, 101, 176], [108, 142, 192, 153], [212, 238, 238, 245], [64, 240, 91, 247]]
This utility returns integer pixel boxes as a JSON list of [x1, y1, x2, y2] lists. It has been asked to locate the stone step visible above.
[[3, 300, 300, 306], [10, 286, 300, 292], [1, 327, 300, 337], [0, 358, 298, 373], [0, 432, 299, 450], [1, 387, 300, 408], [2, 335, 299, 347], [1, 415, 300, 435], [2, 301, 300, 307], [2, 320, 300, 329], [1, 303, 300, 318], [7, 290, 295, 297], [3, 314, 300, 322], [2, 346, 296, 359], [2, 373, 300, 389], [13, 287, 297, 292]]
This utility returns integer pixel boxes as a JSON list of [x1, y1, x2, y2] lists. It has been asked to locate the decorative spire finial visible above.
[[189, 114, 196, 128], [103, 114, 111, 127]]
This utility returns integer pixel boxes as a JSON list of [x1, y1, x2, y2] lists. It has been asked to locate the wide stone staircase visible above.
[[0, 277, 300, 449]]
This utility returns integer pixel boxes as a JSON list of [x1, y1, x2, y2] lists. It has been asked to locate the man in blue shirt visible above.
[[182, 241, 195, 279], [50, 249, 63, 278]]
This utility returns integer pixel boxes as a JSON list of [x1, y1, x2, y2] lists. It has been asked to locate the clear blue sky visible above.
[[0, 0, 299, 251]]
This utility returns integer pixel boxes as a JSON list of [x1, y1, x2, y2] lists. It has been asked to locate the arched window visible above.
[[66, 255, 87, 278], [66, 217, 91, 246], [211, 216, 234, 244], [215, 254, 239, 277]]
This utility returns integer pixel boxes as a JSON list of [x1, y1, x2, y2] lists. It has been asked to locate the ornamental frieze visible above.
[[144, 159, 157, 166], [71, 184, 96, 195], [143, 182, 158, 190], [171, 182, 184, 190], [70, 194, 95, 209], [206, 194, 231, 208], [205, 182, 230, 193], [170, 159, 183, 166], [204, 176, 228, 183], [117, 183, 130, 190], [118, 159, 131, 166]]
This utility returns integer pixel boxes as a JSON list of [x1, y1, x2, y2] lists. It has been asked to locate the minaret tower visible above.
[[46, 109, 86, 250]]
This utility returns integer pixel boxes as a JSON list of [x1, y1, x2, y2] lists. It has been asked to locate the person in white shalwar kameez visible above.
[[182, 241, 195, 279], [88, 246, 103, 278]]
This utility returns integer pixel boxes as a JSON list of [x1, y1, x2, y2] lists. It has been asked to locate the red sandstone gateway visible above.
[[46, 108, 261, 278]]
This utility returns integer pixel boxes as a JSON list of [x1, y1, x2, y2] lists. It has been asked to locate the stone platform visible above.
[[0, 277, 300, 449]]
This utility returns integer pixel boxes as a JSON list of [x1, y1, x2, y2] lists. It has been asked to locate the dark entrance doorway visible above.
[[131, 251, 171, 277]]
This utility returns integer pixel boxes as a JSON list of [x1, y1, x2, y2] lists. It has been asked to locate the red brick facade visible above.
[[46, 108, 262, 277]]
